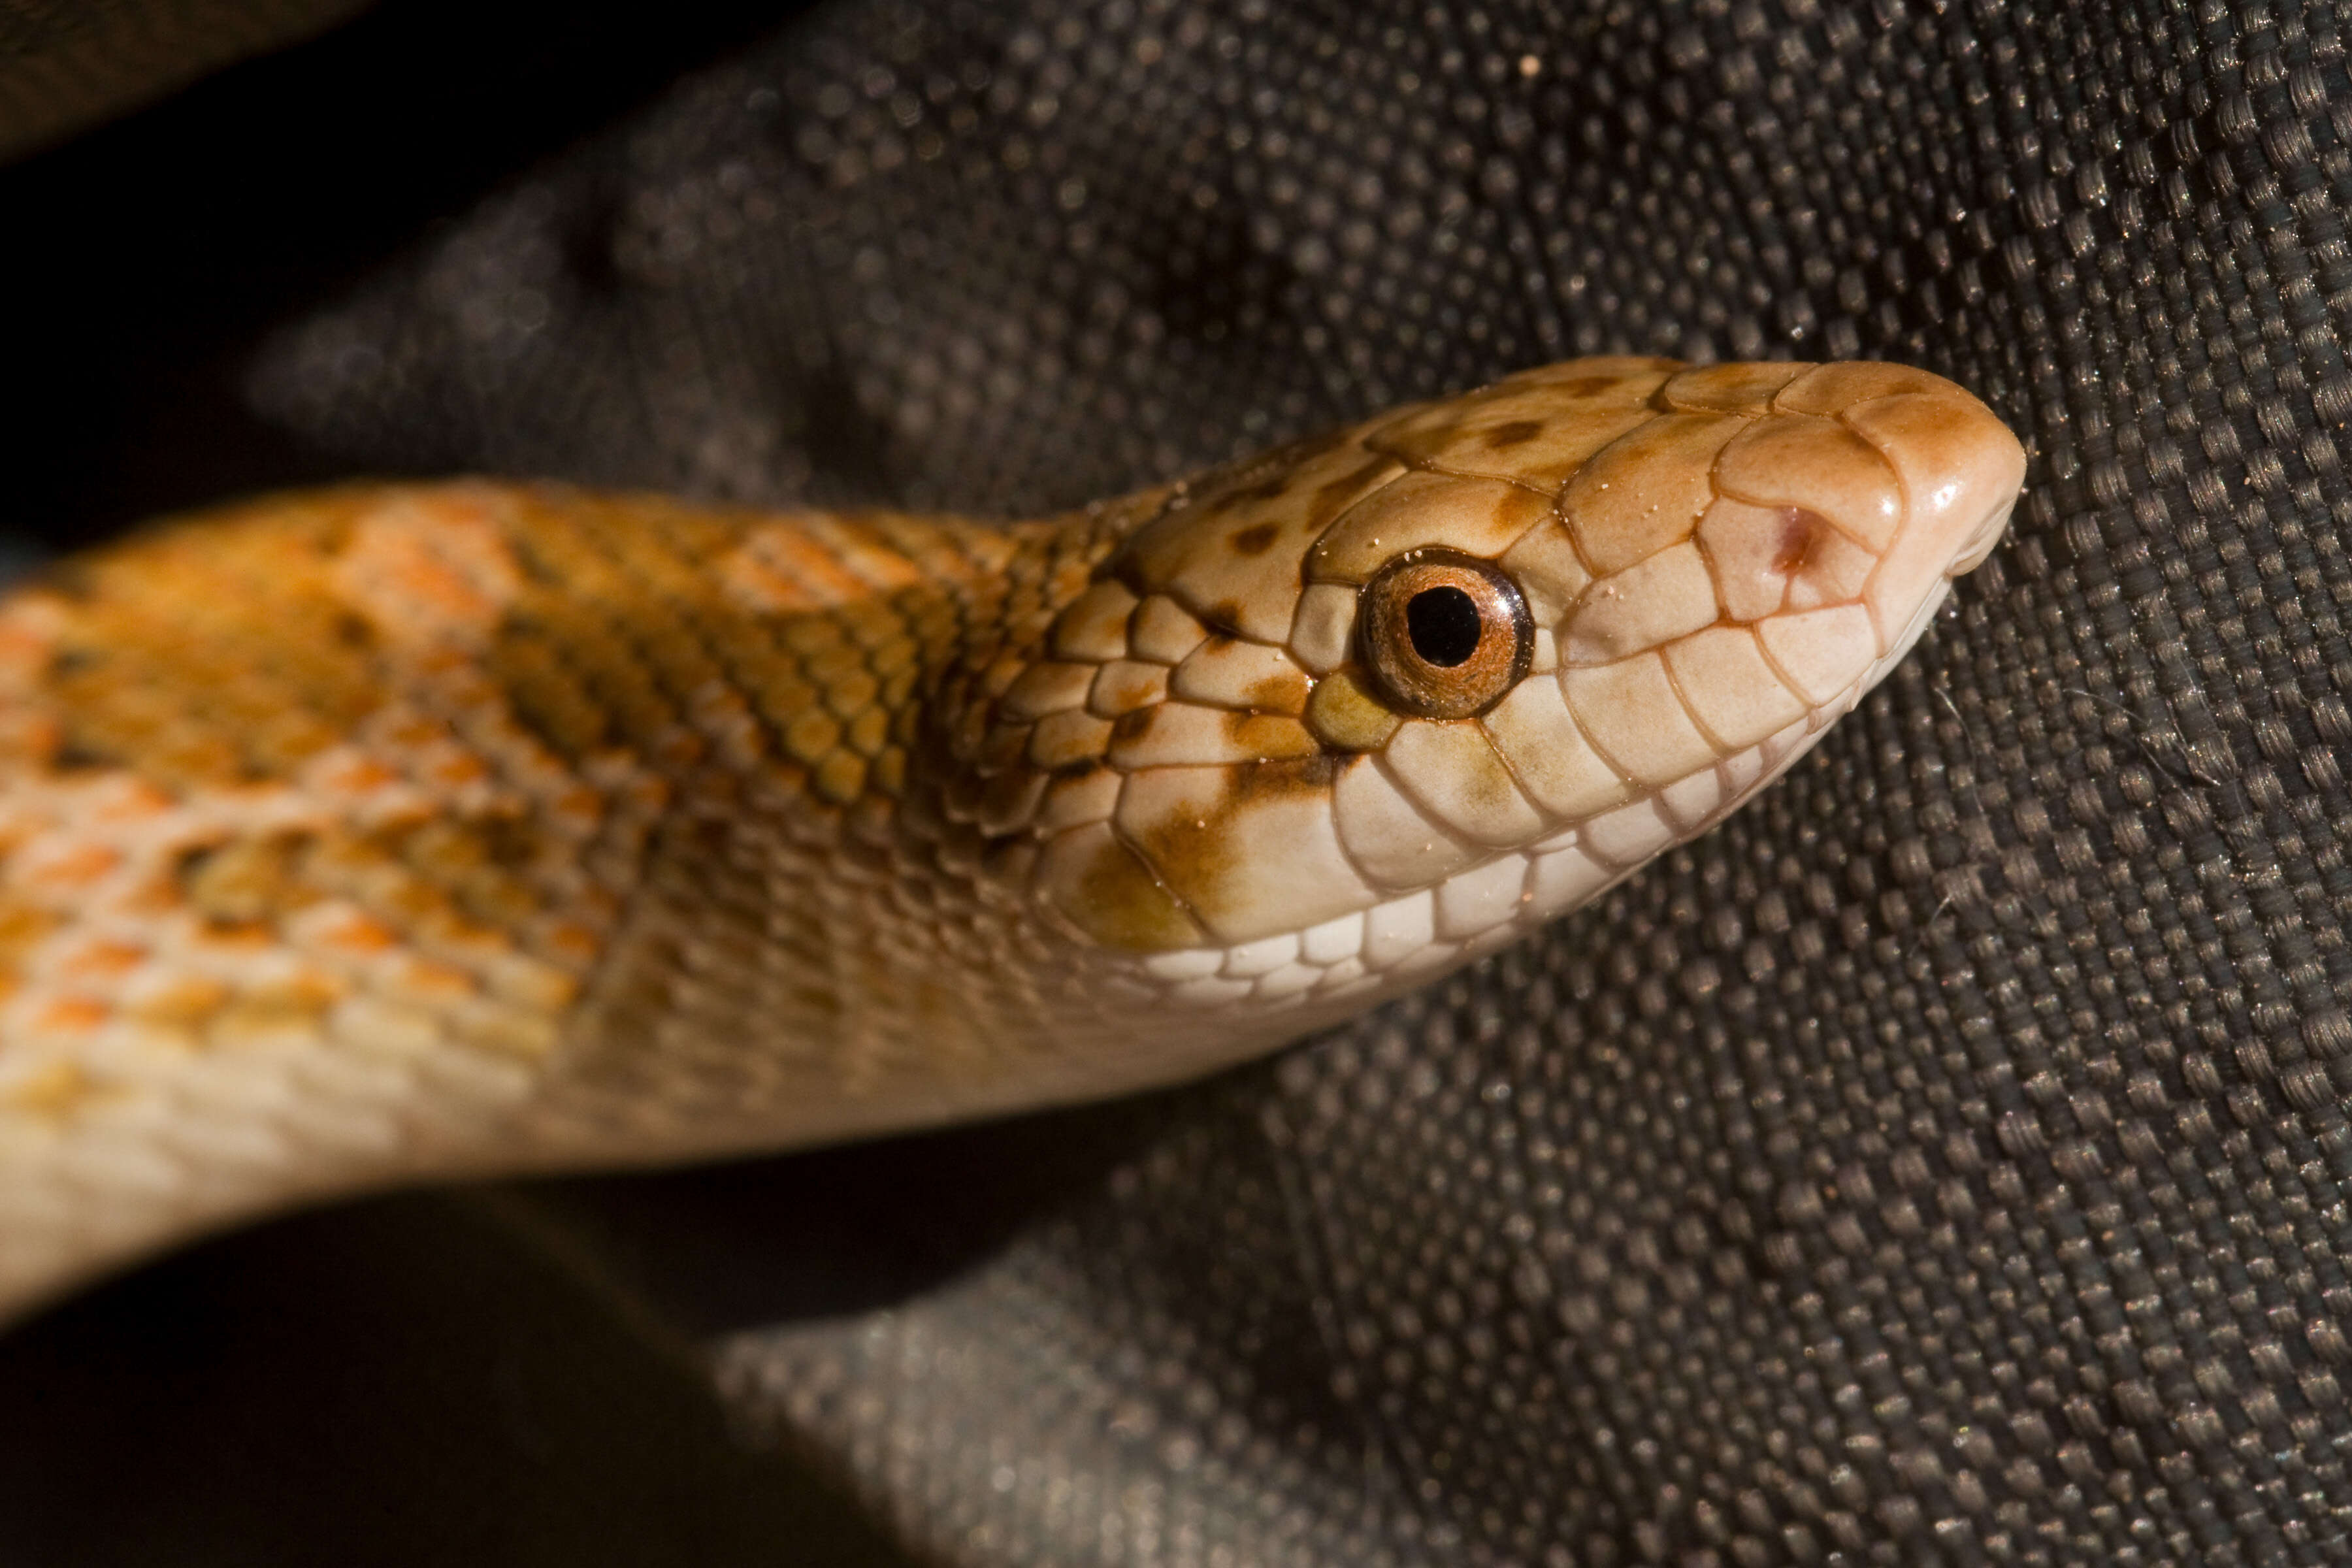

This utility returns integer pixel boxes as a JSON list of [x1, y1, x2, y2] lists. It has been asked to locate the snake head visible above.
[[1004, 357, 2024, 1013]]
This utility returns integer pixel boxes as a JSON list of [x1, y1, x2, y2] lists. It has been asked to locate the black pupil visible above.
[[1405, 585, 1483, 666]]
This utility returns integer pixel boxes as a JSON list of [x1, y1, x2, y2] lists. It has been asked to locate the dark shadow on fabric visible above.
[[502, 1090, 1181, 1336], [0, 0, 815, 554], [0, 1088, 1173, 1567], [785, 360, 901, 502], [0, 1192, 920, 1568], [1138, 201, 1299, 351]]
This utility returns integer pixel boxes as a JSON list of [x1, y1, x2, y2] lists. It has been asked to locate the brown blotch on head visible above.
[[1269, 427, 1352, 467], [1117, 756, 1343, 928], [1253, 751, 1342, 791], [1243, 670, 1311, 715], [1558, 377, 1619, 399], [48, 738, 122, 774], [46, 644, 100, 679], [1230, 522, 1281, 556], [1110, 707, 1159, 745], [1310, 457, 1398, 521], [1772, 508, 1828, 574], [1484, 419, 1546, 449], [1216, 710, 1320, 759], [1073, 832, 1205, 950], [1120, 775, 1236, 909], [1203, 470, 1298, 517], [1195, 431, 1341, 505]]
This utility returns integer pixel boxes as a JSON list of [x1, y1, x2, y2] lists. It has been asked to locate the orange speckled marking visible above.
[[55, 940, 145, 980], [28, 998, 108, 1036], [18, 843, 119, 892], [334, 491, 523, 647]]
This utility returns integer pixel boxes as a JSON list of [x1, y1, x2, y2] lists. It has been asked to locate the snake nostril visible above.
[[1404, 586, 1482, 666]]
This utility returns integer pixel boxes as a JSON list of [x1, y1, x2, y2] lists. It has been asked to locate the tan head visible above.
[[977, 356, 2025, 1009]]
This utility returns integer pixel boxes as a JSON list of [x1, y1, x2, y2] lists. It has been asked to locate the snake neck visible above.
[[535, 483, 1239, 1154]]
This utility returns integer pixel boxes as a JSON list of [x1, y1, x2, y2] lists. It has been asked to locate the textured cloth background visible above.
[[0, 0, 370, 161], [7, 1, 2352, 1565]]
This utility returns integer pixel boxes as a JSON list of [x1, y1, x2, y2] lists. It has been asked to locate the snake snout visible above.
[[1823, 380, 2027, 653]]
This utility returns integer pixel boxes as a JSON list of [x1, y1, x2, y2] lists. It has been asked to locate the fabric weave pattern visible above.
[[16, 1, 2352, 1564]]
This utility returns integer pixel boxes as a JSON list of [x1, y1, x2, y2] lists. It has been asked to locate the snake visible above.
[[0, 356, 2024, 1322]]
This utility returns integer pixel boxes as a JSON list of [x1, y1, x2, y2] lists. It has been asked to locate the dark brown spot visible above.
[[1261, 751, 1342, 789], [1242, 671, 1310, 715], [1189, 429, 1354, 519], [1559, 376, 1617, 399], [1192, 755, 1342, 803], [1217, 711, 1320, 759], [1201, 604, 1247, 638], [49, 740, 120, 772], [1111, 755, 1347, 945], [1230, 522, 1281, 555], [1308, 458, 1392, 526], [1772, 507, 1825, 574], [1120, 781, 1233, 922], [1070, 834, 1203, 950], [1111, 708, 1158, 743], [1484, 419, 1546, 449], [1124, 755, 1332, 849], [1265, 427, 1350, 466]]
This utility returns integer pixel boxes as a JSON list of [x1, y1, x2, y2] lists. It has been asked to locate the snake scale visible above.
[[0, 356, 2024, 1321]]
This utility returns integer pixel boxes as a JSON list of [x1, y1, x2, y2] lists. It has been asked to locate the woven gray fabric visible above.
[[12, 1, 2352, 1564], [0, 0, 369, 161]]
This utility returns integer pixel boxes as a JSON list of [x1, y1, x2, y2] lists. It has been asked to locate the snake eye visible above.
[[1356, 549, 1533, 720]]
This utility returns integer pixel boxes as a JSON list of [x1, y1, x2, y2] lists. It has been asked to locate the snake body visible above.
[[0, 357, 2023, 1319]]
